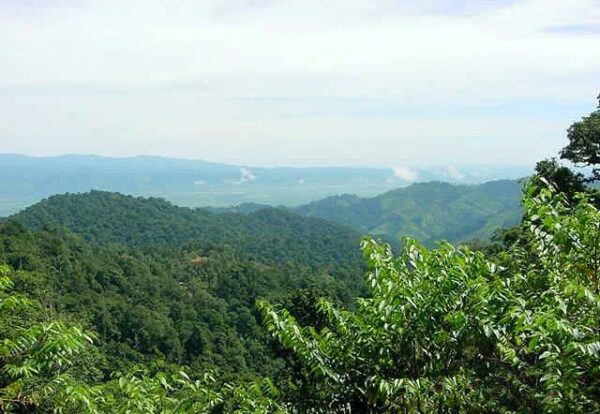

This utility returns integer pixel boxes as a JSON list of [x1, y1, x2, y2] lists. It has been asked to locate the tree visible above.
[[533, 158, 586, 202], [0, 265, 97, 413], [259, 182, 600, 412], [560, 94, 600, 182], [1, 264, 287, 413]]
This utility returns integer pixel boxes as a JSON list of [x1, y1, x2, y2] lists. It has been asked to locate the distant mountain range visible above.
[[0, 153, 531, 216]]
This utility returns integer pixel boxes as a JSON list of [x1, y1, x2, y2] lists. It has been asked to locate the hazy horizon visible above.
[[0, 151, 535, 170], [0, 151, 533, 216]]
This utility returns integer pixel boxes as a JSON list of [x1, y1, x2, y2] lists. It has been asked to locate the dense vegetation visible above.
[[2, 197, 365, 379], [3, 179, 600, 412], [1, 263, 287, 413], [261, 183, 600, 412], [12, 191, 363, 269], [295, 179, 522, 246]]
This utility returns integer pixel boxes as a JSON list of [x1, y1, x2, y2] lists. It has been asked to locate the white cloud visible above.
[[393, 166, 419, 181], [0, 0, 599, 165], [445, 165, 465, 181], [238, 167, 257, 183]]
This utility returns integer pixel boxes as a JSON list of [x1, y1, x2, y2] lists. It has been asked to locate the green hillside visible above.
[[3, 179, 600, 412], [3, 192, 366, 378], [295, 179, 523, 246], [12, 190, 363, 269]]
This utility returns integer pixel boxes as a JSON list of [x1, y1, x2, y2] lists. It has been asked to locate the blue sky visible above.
[[0, 0, 599, 168]]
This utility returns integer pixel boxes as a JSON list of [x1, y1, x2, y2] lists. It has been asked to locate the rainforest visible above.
[[2, 0, 600, 411]]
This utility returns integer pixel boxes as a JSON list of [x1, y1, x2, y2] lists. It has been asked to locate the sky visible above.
[[0, 0, 599, 167]]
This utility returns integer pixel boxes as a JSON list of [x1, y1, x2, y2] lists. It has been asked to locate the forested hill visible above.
[[3, 191, 367, 378], [12, 190, 362, 268], [3, 183, 523, 378], [295, 179, 523, 246]]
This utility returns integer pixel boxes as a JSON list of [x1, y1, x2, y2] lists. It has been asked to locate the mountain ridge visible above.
[[294, 179, 524, 246], [11, 190, 364, 269]]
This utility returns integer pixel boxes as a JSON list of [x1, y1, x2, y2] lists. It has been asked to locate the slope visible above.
[[3, 191, 368, 377], [295, 179, 523, 246], [12, 190, 363, 269]]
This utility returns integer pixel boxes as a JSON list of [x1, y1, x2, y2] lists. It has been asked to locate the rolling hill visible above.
[[3, 191, 367, 376], [295, 179, 523, 246], [11, 190, 363, 269]]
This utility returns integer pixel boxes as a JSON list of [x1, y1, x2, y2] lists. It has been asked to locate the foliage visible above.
[[11, 190, 363, 270], [88, 369, 286, 414], [0, 265, 96, 413], [533, 158, 587, 203], [0, 227, 358, 380], [2, 181, 600, 412], [560, 95, 600, 182], [260, 182, 600, 412], [1, 262, 288, 413], [1, 192, 364, 378], [4, 113, 600, 412]]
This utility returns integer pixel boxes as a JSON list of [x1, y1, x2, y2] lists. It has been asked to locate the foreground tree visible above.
[[260, 182, 600, 412], [0, 265, 96, 413], [1, 264, 286, 413], [92, 369, 285, 414]]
